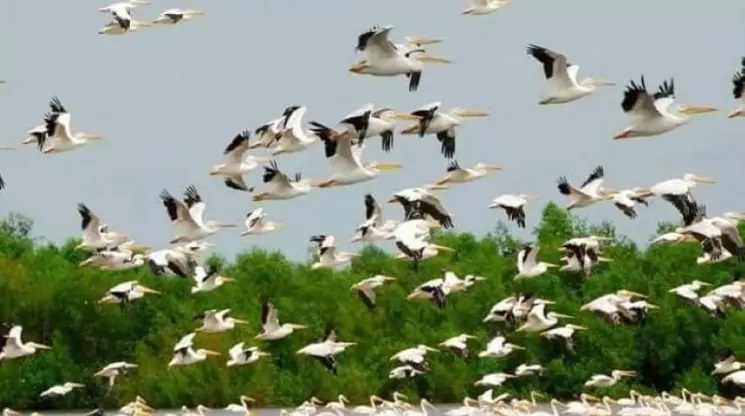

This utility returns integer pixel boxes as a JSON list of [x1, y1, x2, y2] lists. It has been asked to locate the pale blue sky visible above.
[[2, 0, 744, 261]]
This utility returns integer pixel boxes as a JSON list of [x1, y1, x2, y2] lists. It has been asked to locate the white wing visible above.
[[364, 26, 398, 61], [329, 137, 363, 174], [188, 202, 207, 229], [229, 342, 245, 359], [173, 333, 196, 351]]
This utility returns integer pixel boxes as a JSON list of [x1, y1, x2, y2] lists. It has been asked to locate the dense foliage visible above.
[[1, 204, 744, 410]]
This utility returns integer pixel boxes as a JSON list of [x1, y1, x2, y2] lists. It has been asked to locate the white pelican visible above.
[[74, 203, 129, 251], [730, 58, 745, 118], [309, 123, 402, 188], [463, 0, 509, 14], [98, 19, 150, 35], [0, 325, 51, 360], [391, 218, 452, 267], [557, 166, 613, 210], [168, 332, 220, 367], [98, 280, 160, 308], [350, 275, 396, 310], [252, 160, 314, 201], [251, 117, 284, 149], [191, 265, 233, 294], [78, 241, 149, 271], [224, 396, 254, 412], [270, 106, 320, 156], [39, 382, 85, 398], [478, 334, 524, 358], [389, 187, 454, 228], [146, 242, 211, 277], [160, 185, 236, 243], [643, 173, 715, 219], [489, 194, 536, 228], [195, 309, 249, 333], [614, 76, 716, 139], [93, 361, 138, 388], [351, 194, 397, 243], [517, 303, 572, 332], [153, 8, 205, 24], [674, 204, 745, 262], [210, 130, 269, 191], [713, 355, 745, 375], [474, 372, 516, 387], [390, 365, 426, 379], [580, 290, 647, 324], [514, 244, 558, 279], [439, 333, 477, 358], [309, 235, 359, 269], [99, 1, 150, 19], [668, 280, 710, 302], [241, 208, 283, 235], [355, 27, 448, 62], [428, 160, 502, 187], [37, 97, 102, 153], [400, 101, 488, 159], [296, 328, 356, 374], [584, 370, 636, 388], [255, 300, 307, 340], [515, 364, 544, 377], [540, 324, 587, 353], [559, 236, 612, 277], [391, 344, 438, 372], [348, 25, 430, 92], [607, 188, 650, 219], [526, 44, 614, 105], [227, 343, 270, 367], [330, 105, 416, 152]]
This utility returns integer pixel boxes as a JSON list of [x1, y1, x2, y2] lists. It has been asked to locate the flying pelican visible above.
[[252, 160, 314, 202], [517, 303, 572, 332], [668, 280, 711, 302], [514, 244, 558, 279], [350, 275, 396, 310], [428, 160, 502, 187], [78, 243, 149, 271], [607, 188, 650, 219], [488, 194, 536, 228], [270, 106, 321, 156], [309, 123, 402, 188], [210, 130, 269, 191], [355, 26, 448, 62], [255, 300, 307, 341], [348, 25, 432, 92], [195, 309, 249, 333], [168, 333, 220, 367], [351, 194, 397, 243], [74, 203, 129, 251], [251, 117, 285, 149], [439, 334, 477, 358], [37, 97, 102, 153], [296, 328, 356, 374], [463, 0, 509, 14], [614, 76, 716, 139], [713, 355, 745, 375], [224, 396, 255, 412], [389, 187, 454, 228], [241, 208, 283, 236], [39, 382, 85, 398], [98, 19, 150, 35], [145, 242, 211, 277], [390, 365, 426, 379], [540, 324, 587, 353], [191, 265, 234, 294], [98, 280, 160, 308], [478, 334, 524, 358], [309, 235, 359, 269], [557, 166, 613, 210], [391, 344, 439, 372], [160, 185, 236, 243], [153, 8, 205, 24], [93, 361, 138, 389], [99, 1, 150, 20], [392, 218, 454, 268], [515, 364, 545, 378], [0, 326, 51, 360], [474, 373, 516, 387], [400, 101, 488, 159], [526, 44, 614, 105], [729, 57, 745, 118], [584, 370, 636, 388], [642, 173, 715, 219], [330, 105, 416, 152], [227, 343, 270, 367]]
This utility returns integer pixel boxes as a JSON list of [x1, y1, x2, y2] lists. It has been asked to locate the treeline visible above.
[[0, 204, 743, 410]]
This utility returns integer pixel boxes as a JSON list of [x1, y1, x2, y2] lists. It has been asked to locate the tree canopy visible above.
[[0, 203, 743, 410]]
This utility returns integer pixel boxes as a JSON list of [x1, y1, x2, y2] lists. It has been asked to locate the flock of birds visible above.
[[4, 0, 745, 414]]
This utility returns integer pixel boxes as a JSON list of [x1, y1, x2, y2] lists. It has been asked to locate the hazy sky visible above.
[[2, 0, 745, 261]]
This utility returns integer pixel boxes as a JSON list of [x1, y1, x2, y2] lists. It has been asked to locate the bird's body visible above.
[[37, 97, 102, 154], [271, 106, 320, 156], [39, 382, 85, 398], [309, 235, 359, 270], [0, 326, 51, 360], [515, 244, 557, 279], [195, 309, 248, 333], [478, 335, 524, 358], [430, 160, 501, 186], [297, 329, 356, 374], [489, 194, 535, 228], [241, 208, 283, 235], [439, 334, 476, 358], [160, 186, 236, 244], [153, 8, 205, 25], [168, 332, 220, 367], [351, 275, 396, 310], [227, 343, 269, 367], [210, 130, 269, 191], [252, 161, 314, 201], [608, 188, 650, 219], [556, 166, 612, 210], [98, 280, 160, 307], [256, 301, 307, 341], [191, 265, 234, 294], [400, 101, 488, 159], [463, 0, 509, 15], [614, 76, 716, 139]]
